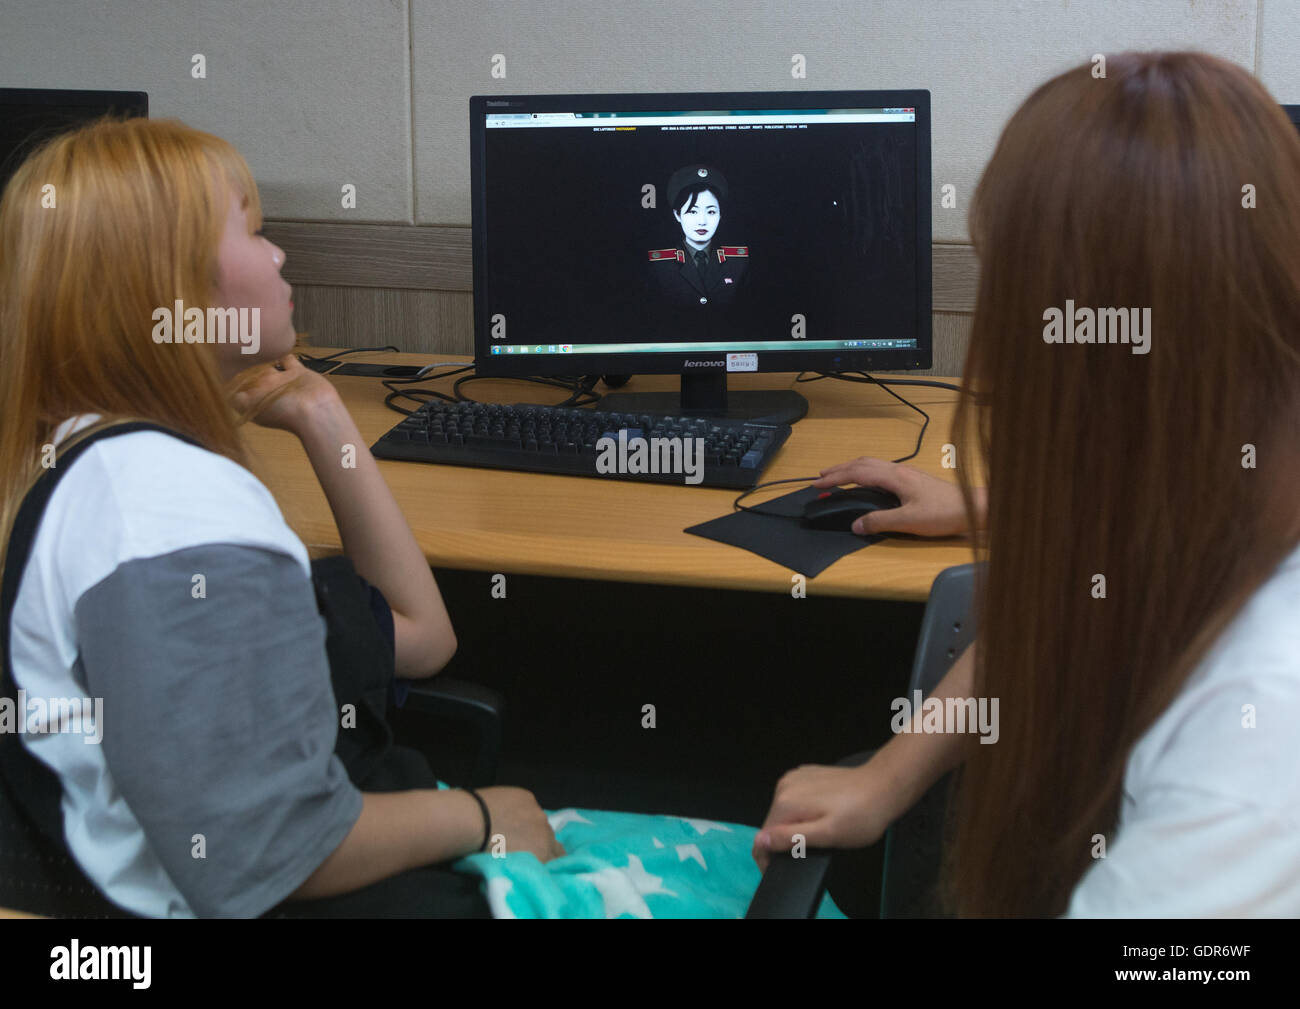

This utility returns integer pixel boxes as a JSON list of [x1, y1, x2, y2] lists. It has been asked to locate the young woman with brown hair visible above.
[[756, 50, 1300, 916]]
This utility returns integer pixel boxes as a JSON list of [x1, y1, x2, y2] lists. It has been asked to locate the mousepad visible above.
[[684, 485, 886, 578]]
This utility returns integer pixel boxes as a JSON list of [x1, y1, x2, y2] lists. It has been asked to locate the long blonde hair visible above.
[[0, 116, 281, 573]]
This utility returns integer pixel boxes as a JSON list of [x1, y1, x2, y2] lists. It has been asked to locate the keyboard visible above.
[[370, 401, 791, 489]]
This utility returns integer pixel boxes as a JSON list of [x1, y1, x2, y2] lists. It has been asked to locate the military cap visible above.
[[667, 165, 729, 208]]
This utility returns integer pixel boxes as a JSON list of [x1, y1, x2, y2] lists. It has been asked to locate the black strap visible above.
[[0, 419, 427, 916], [0, 420, 200, 916], [310, 555, 399, 786], [1, 421, 202, 840]]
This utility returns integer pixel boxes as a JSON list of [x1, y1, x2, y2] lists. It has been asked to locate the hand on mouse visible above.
[[813, 457, 983, 537]]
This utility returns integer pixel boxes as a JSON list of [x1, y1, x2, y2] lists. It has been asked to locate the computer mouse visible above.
[[800, 486, 902, 532]]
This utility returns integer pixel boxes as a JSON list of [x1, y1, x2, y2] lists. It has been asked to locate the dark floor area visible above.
[[389, 566, 923, 917]]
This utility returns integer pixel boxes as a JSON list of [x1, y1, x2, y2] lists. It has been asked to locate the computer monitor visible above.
[[470, 90, 931, 422], [0, 88, 148, 196], [1285, 104, 1300, 133]]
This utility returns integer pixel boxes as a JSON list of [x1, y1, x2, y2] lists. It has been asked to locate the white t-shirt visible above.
[[1065, 542, 1300, 916], [8, 415, 362, 917]]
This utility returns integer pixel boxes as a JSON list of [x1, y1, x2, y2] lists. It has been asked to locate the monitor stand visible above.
[[597, 372, 808, 425]]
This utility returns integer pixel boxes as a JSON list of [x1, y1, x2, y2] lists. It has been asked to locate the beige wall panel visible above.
[[4, 2, 1263, 234], [1259, 0, 1300, 103], [413, 0, 1258, 238], [0, 0, 414, 221]]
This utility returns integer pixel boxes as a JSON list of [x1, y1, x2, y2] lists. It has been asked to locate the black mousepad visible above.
[[685, 485, 886, 578]]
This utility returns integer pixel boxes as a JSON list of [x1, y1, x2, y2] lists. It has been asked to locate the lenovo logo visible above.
[[682, 360, 725, 368]]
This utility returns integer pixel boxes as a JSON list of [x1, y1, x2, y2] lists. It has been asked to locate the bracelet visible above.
[[465, 788, 491, 852]]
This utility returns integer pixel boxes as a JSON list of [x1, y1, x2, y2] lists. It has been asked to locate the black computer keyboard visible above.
[[370, 401, 791, 489]]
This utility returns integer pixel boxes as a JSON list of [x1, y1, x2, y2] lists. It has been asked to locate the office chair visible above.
[[401, 675, 504, 788], [746, 562, 982, 918]]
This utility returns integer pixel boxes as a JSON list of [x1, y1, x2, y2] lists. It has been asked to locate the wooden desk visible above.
[[243, 351, 978, 602]]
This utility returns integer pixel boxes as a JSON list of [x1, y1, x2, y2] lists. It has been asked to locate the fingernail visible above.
[[756, 831, 768, 848]]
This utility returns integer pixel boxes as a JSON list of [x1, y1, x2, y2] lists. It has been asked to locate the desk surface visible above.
[[243, 350, 978, 602]]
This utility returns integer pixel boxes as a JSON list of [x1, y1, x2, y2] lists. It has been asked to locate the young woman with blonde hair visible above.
[[0, 118, 572, 917]]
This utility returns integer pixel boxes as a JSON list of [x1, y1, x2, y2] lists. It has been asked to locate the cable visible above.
[[380, 365, 475, 415], [731, 475, 824, 517], [876, 378, 961, 391], [377, 367, 603, 416], [814, 371, 931, 464], [448, 372, 602, 408], [794, 371, 961, 393], [299, 344, 607, 414], [297, 344, 402, 364], [732, 371, 935, 517]]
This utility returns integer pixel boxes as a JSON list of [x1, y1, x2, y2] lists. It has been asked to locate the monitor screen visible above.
[[471, 91, 931, 379], [0, 88, 147, 196]]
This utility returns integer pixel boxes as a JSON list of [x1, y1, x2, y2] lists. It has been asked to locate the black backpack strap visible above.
[[310, 554, 399, 786], [0, 419, 422, 916], [0, 421, 199, 916]]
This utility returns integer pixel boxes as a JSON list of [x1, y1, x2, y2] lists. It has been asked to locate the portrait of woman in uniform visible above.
[[646, 164, 749, 313]]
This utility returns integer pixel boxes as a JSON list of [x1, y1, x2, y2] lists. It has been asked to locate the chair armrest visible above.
[[744, 749, 877, 918], [399, 676, 504, 787], [745, 849, 835, 918]]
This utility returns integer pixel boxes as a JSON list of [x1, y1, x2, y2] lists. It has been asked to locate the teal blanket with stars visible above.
[[447, 796, 846, 919]]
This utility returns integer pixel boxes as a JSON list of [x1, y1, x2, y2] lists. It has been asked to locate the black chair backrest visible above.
[[879, 562, 981, 918]]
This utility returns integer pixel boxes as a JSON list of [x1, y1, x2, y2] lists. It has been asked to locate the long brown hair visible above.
[[0, 117, 285, 575], [946, 51, 1300, 915]]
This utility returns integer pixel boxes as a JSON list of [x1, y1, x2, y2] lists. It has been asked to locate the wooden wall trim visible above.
[[932, 243, 979, 314], [265, 221, 981, 314], [266, 222, 472, 290]]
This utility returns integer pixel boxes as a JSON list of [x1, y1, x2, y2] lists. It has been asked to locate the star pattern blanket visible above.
[[447, 795, 846, 919]]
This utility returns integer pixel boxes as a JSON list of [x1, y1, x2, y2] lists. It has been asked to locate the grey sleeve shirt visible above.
[[74, 543, 363, 917]]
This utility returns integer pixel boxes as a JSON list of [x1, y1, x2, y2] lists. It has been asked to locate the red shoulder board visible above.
[[648, 248, 685, 262], [717, 245, 749, 262]]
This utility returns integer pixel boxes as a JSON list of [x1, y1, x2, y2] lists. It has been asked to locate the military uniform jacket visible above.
[[646, 243, 750, 311]]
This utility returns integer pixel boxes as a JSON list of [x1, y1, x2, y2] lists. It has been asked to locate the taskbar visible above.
[[488, 339, 918, 355]]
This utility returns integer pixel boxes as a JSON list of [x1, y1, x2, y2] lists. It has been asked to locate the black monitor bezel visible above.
[[1, 87, 148, 184], [1285, 104, 1300, 131], [0, 87, 148, 113], [469, 89, 932, 378]]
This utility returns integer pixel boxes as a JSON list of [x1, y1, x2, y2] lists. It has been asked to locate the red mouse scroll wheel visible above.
[[817, 491, 832, 499]]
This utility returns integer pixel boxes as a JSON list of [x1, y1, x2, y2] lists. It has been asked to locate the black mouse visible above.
[[801, 486, 902, 532]]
